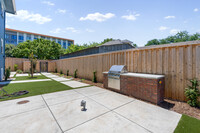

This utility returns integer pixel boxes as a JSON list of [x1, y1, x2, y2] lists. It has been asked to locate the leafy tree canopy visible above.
[[65, 38, 113, 54], [11, 39, 65, 60], [145, 31, 200, 46], [5, 44, 16, 57]]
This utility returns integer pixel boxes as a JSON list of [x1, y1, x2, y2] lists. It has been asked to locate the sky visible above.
[[6, 0, 200, 47]]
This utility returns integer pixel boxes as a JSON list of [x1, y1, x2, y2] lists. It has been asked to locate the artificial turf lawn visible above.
[[0, 80, 74, 101], [174, 114, 200, 133], [14, 75, 48, 81]]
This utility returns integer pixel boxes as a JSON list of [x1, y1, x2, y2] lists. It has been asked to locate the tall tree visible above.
[[11, 39, 64, 59], [145, 31, 200, 46], [64, 38, 114, 54], [145, 39, 160, 46], [5, 44, 16, 57]]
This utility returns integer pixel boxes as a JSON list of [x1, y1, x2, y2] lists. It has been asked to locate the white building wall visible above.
[[23, 33, 27, 42], [31, 34, 34, 41], [61, 40, 63, 47], [66, 40, 68, 48], [16, 32, 19, 44]]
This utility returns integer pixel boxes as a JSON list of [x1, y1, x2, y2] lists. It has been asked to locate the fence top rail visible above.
[[58, 40, 200, 61]]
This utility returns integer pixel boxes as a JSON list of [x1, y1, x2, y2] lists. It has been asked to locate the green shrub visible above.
[[16, 69, 23, 74], [74, 69, 78, 78], [5, 68, 11, 81], [92, 71, 97, 83], [55, 68, 57, 73], [14, 64, 18, 71], [60, 70, 63, 74], [185, 79, 200, 107], [67, 70, 69, 76]]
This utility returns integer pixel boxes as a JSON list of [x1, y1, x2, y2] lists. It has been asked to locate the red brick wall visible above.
[[103, 73, 165, 104], [103, 73, 108, 89]]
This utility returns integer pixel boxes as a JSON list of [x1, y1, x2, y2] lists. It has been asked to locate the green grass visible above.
[[0, 80, 74, 102], [14, 75, 48, 81], [174, 114, 200, 133]]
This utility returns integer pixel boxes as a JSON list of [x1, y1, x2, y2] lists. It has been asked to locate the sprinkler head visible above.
[[80, 100, 87, 111]]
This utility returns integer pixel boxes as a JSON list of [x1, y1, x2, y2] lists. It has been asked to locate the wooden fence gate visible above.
[[40, 62, 48, 72]]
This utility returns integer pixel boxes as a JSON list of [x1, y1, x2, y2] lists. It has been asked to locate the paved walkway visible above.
[[0, 85, 181, 133], [42, 73, 90, 88], [0, 73, 181, 132]]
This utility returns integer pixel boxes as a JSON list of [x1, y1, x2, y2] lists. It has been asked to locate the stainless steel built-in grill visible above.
[[108, 65, 127, 90]]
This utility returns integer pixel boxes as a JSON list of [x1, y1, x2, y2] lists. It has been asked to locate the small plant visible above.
[[92, 71, 97, 83], [14, 64, 18, 71], [74, 69, 78, 78], [29, 52, 37, 78], [5, 68, 11, 81], [60, 70, 63, 74], [67, 70, 69, 76], [55, 68, 57, 73], [185, 79, 200, 107], [16, 69, 23, 74]]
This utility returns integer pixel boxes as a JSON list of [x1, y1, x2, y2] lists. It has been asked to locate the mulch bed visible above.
[[54, 73, 200, 120], [159, 99, 200, 120]]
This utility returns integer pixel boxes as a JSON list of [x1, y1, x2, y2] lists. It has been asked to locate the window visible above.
[[26, 34, 31, 40], [1, 38, 3, 54], [68, 41, 73, 46], [41, 36, 45, 39], [58, 40, 61, 45], [11, 35, 17, 40], [34, 35, 38, 40], [5, 40, 10, 44], [18, 35, 24, 41], [5, 34, 9, 39], [63, 42, 66, 49]]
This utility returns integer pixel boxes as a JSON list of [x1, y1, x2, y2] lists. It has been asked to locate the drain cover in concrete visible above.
[[60, 81, 89, 88], [0, 95, 46, 118], [17, 100, 29, 104]]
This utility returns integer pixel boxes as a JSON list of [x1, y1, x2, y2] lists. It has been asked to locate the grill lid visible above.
[[108, 65, 127, 74]]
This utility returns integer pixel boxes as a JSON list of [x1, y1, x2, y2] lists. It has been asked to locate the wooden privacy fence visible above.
[[55, 41, 200, 101], [5, 57, 55, 72]]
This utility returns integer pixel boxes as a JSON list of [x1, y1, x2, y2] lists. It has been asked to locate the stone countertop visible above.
[[120, 73, 164, 79], [103, 72, 108, 74], [102, 72, 164, 79]]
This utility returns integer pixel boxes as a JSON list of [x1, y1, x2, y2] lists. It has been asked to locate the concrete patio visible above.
[[0, 85, 181, 133]]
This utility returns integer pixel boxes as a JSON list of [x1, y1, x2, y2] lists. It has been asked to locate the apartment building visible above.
[[5, 28, 74, 49], [0, 0, 16, 81]]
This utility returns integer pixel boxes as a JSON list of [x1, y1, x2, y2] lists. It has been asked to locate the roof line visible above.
[[5, 28, 74, 42]]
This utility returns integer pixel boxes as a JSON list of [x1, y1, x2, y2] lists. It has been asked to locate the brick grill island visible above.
[[103, 69, 165, 104]]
